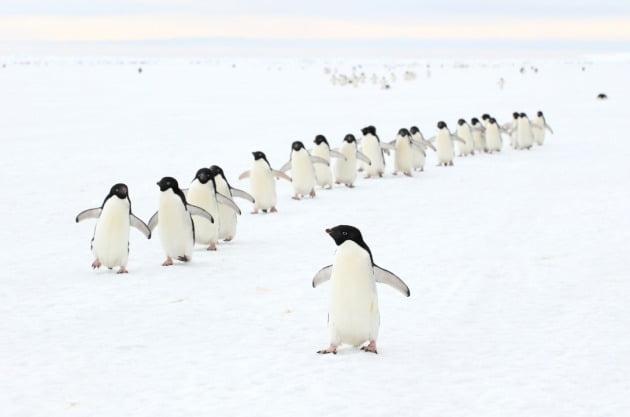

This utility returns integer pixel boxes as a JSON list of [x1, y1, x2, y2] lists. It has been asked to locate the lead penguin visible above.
[[75, 183, 151, 273], [312, 225, 411, 354]]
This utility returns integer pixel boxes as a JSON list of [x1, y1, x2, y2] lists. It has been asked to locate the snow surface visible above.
[[1, 57, 629, 417]]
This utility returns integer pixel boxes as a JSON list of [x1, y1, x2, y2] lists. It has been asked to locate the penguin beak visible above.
[[325, 228, 332, 235]]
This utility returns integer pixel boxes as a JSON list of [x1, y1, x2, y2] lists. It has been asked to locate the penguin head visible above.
[[194, 167, 213, 185], [489, 117, 497, 124], [471, 117, 480, 125], [513, 112, 520, 119], [409, 126, 420, 135], [314, 135, 328, 146], [109, 183, 128, 200], [519, 112, 527, 118], [537, 110, 544, 117], [398, 128, 410, 137], [343, 134, 357, 144], [209, 164, 225, 179], [457, 119, 466, 126], [326, 225, 373, 262], [361, 126, 371, 136], [481, 113, 490, 121], [252, 151, 267, 161], [157, 177, 179, 192], [437, 121, 447, 129], [291, 141, 305, 152]]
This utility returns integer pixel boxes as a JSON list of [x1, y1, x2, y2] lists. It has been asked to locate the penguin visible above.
[[147, 177, 214, 266], [391, 128, 415, 177], [311, 135, 345, 189], [312, 225, 410, 354], [280, 141, 328, 200], [485, 117, 503, 153], [470, 117, 486, 153], [359, 126, 387, 178], [429, 121, 465, 166], [532, 110, 554, 146], [502, 112, 520, 149], [186, 168, 241, 251], [209, 165, 254, 242], [409, 126, 435, 171], [239, 151, 291, 214], [516, 112, 535, 150], [76, 183, 150, 274], [333, 134, 371, 188], [455, 119, 475, 156]]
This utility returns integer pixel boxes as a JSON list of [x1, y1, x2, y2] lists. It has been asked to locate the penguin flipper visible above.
[[312, 265, 332, 288], [427, 136, 436, 143], [546, 124, 554, 134], [310, 155, 330, 166], [374, 265, 411, 297], [238, 171, 251, 180], [451, 135, 466, 144], [272, 170, 292, 181], [75, 207, 102, 223], [187, 204, 214, 223], [230, 187, 255, 203], [130, 214, 151, 239], [216, 193, 242, 215], [280, 161, 292, 172], [148, 211, 159, 232], [411, 139, 426, 151], [329, 149, 347, 160], [425, 141, 437, 151], [356, 151, 372, 165]]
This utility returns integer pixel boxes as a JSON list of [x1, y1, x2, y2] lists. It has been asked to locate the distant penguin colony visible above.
[[77, 106, 553, 353]]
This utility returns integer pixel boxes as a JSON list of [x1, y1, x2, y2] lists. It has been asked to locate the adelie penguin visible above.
[[390, 128, 417, 177], [185, 168, 241, 251], [470, 117, 486, 152], [409, 126, 436, 171], [532, 110, 554, 146], [359, 126, 387, 178], [310, 135, 346, 189], [280, 141, 328, 200], [76, 183, 151, 274], [455, 119, 474, 156], [210, 165, 254, 242], [239, 151, 291, 214], [148, 177, 214, 266], [484, 117, 503, 153], [312, 225, 410, 354], [333, 134, 371, 187], [429, 121, 465, 166]]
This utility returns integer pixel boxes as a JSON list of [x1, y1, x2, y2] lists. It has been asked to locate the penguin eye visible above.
[[342, 231, 348, 236]]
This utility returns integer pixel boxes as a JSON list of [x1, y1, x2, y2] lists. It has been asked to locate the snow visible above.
[[1, 56, 629, 417]]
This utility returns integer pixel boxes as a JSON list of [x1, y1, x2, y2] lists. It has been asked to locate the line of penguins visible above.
[[76, 110, 553, 354]]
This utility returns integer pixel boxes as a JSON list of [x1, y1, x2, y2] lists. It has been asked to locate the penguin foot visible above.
[[392, 172, 398, 176], [361, 341, 378, 354], [91, 259, 102, 269], [309, 189, 316, 197], [291, 195, 301, 200], [177, 256, 190, 262], [223, 237, 233, 242], [162, 257, 173, 266], [345, 184, 355, 188], [404, 172, 412, 177], [270, 207, 278, 213], [207, 243, 217, 251], [317, 344, 338, 355], [117, 267, 128, 274], [378, 173, 383, 178], [335, 181, 341, 185], [448, 161, 454, 166], [251, 210, 259, 214]]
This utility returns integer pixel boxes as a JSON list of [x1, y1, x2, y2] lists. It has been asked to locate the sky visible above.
[[1, 0, 630, 42]]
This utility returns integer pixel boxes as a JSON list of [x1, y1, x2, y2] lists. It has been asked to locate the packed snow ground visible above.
[[1, 57, 629, 417]]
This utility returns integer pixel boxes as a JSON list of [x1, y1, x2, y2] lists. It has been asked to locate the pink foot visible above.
[[117, 266, 128, 274], [91, 259, 101, 269], [207, 243, 217, 251], [309, 189, 316, 197], [251, 210, 259, 214], [361, 341, 378, 354], [162, 257, 173, 266], [291, 195, 301, 200], [317, 344, 338, 355], [270, 207, 278, 213]]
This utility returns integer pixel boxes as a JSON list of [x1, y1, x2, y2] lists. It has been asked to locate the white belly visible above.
[[158, 191, 194, 259], [215, 178, 237, 240], [456, 126, 474, 155], [532, 117, 545, 145], [362, 136, 385, 176], [291, 150, 316, 195], [436, 131, 454, 163], [333, 142, 358, 185], [311, 145, 332, 187], [250, 160, 277, 210], [517, 120, 534, 148], [394, 137, 413, 174], [92, 198, 130, 268], [472, 130, 485, 151], [186, 180, 219, 245], [485, 125, 502, 151], [328, 241, 380, 346]]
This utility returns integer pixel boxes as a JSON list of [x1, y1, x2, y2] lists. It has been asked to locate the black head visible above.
[[489, 117, 497, 124], [410, 126, 420, 134], [437, 121, 447, 129], [457, 118, 466, 126], [398, 128, 410, 137], [314, 135, 328, 146], [519, 112, 527, 118], [513, 112, 520, 119], [108, 183, 128, 200], [194, 167, 214, 184], [481, 113, 490, 120], [209, 165, 224, 176], [157, 176, 179, 192], [361, 126, 371, 135], [471, 117, 480, 125], [537, 110, 543, 117], [252, 151, 267, 161], [368, 126, 377, 135], [291, 141, 305, 152], [325, 225, 373, 263], [343, 134, 356, 144]]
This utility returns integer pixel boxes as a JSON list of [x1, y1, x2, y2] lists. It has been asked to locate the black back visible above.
[[326, 225, 374, 264]]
